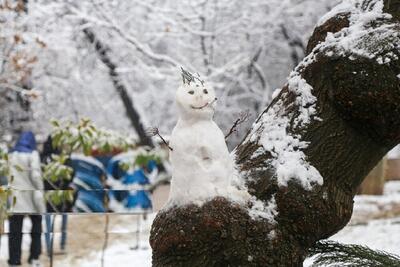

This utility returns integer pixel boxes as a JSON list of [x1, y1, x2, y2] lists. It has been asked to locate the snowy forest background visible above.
[[3, 1, 400, 266], [1, 0, 341, 146]]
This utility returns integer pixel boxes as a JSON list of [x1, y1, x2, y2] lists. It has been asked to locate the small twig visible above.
[[225, 110, 251, 140], [146, 127, 173, 151]]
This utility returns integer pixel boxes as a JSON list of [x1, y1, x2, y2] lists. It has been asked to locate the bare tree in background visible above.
[[83, 28, 154, 147], [0, 0, 42, 139], [9, 0, 338, 143]]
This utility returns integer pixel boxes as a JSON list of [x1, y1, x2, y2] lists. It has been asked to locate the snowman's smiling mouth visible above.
[[191, 102, 209, 110], [190, 98, 217, 110]]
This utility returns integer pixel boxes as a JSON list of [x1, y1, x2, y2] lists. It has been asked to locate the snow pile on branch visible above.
[[290, 76, 320, 128], [238, 0, 400, 221], [248, 195, 278, 222], [241, 0, 400, 194], [233, 1, 335, 216], [317, 0, 400, 64], [237, 68, 323, 220], [246, 72, 323, 190]]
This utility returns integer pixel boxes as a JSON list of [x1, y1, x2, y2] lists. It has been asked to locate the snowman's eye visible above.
[[203, 89, 208, 94], [188, 90, 194, 95]]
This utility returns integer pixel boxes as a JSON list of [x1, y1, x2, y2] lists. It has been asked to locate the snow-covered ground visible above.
[[1, 181, 400, 267], [331, 217, 400, 255], [56, 242, 152, 267]]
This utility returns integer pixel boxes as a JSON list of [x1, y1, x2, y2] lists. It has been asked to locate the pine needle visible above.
[[308, 240, 400, 267]]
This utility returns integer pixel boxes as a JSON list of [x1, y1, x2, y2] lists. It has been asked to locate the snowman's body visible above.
[[168, 71, 234, 206]]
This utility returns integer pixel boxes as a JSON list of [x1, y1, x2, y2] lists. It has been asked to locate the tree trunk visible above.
[[83, 28, 154, 147], [150, 1, 400, 266]]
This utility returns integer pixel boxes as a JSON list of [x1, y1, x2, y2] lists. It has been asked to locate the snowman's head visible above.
[[176, 68, 217, 120]]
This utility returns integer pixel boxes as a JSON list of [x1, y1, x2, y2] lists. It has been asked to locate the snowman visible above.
[[167, 68, 236, 206]]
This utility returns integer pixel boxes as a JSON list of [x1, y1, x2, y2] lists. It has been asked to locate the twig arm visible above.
[[157, 133, 173, 151], [147, 127, 173, 151], [225, 110, 250, 140]]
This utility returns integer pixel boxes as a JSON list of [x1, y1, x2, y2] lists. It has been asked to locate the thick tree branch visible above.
[[150, 1, 400, 266]]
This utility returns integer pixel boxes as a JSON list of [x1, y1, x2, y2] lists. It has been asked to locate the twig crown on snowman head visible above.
[[181, 67, 204, 86]]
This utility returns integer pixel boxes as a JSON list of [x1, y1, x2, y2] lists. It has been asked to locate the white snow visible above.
[[289, 76, 319, 128], [331, 218, 400, 255], [271, 88, 282, 99], [248, 195, 278, 222], [388, 145, 400, 159], [167, 77, 245, 207], [315, 0, 400, 65], [237, 50, 324, 222], [318, 1, 354, 26], [245, 74, 323, 191], [56, 242, 152, 267], [238, 72, 323, 221]]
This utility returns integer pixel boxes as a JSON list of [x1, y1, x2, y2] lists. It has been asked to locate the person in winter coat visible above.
[[8, 131, 45, 267]]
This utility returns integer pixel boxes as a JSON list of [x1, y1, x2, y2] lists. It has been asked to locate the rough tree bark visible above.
[[150, 1, 400, 266], [83, 28, 154, 147]]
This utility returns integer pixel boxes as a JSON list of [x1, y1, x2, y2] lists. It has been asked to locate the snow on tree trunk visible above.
[[150, 0, 400, 266]]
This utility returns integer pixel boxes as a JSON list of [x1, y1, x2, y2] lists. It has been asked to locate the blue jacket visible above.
[[12, 131, 37, 153]]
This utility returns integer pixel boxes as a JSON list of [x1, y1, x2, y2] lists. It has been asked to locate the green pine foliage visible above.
[[309, 240, 400, 267]]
